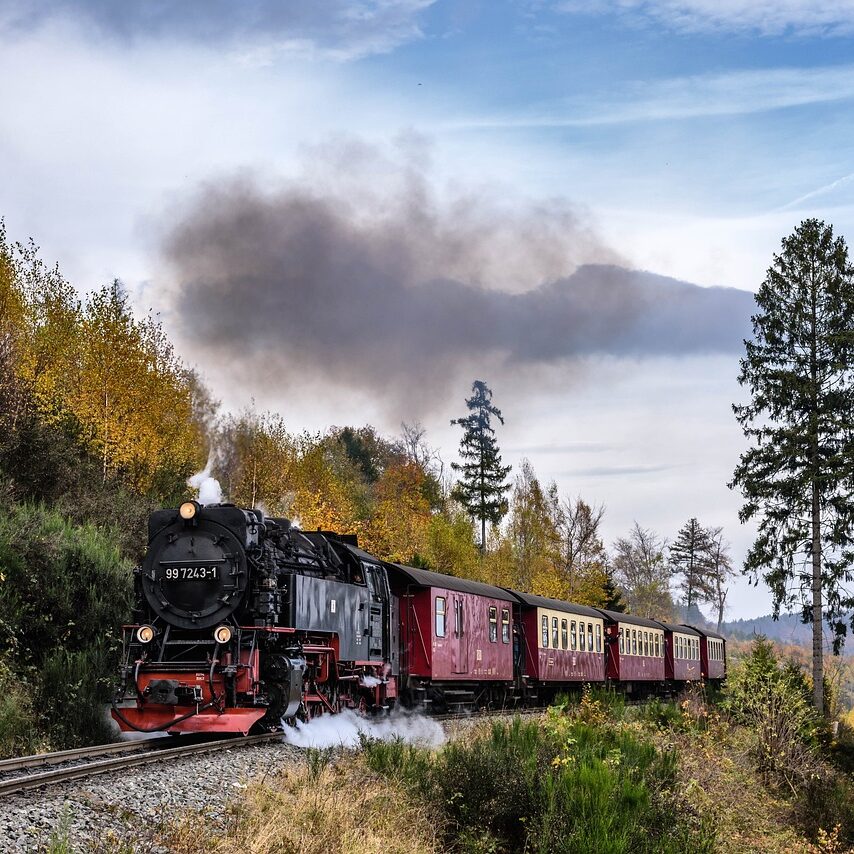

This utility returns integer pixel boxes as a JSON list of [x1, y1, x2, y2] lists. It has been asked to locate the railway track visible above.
[[0, 732, 282, 797], [0, 707, 544, 797]]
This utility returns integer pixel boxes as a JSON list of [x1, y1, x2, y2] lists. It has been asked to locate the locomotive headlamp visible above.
[[213, 624, 233, 644], [136, 625, 155, 644], [179, 501, 199, 520]]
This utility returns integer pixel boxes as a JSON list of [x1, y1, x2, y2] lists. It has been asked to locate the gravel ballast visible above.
[[0, 740, 303, 853]]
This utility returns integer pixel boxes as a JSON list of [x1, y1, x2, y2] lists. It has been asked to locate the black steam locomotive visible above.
[[112, 501, 396, 733]]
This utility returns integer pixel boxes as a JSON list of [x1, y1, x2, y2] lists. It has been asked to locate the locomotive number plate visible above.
[[162, 566, 218, 581]]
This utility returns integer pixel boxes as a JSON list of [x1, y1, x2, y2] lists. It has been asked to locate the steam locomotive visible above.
[[112, 502, 726, 734]]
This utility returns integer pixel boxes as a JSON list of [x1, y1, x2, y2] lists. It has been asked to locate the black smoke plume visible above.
[[162, 149, 754, 409]]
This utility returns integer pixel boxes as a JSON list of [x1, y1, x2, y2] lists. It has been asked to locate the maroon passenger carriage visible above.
[[598, 610, 666, 694], [386, 564, 517, 711], [692, 626, 727, 683], [511, 592, 605, 702], [661, 623, 702, 683]]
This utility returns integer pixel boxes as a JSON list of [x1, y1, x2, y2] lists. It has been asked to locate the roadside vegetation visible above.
[[162, 639, 854, 854]]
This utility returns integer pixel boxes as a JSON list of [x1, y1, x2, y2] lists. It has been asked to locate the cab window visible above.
[[488, 606, 498, 643], [541, 615, 548, 648], [561, 619, 568, 650], [501, 608, 510, 643], [435, 597, 446, 637]]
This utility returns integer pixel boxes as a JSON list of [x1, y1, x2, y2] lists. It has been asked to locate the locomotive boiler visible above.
[[112, 501, 397, 733]]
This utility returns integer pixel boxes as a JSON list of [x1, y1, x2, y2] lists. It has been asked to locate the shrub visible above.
[[364, 714, 714, 854], [0, 656, 42, 758], [724, 637, 824, 791], [0, 499, 132, 749]]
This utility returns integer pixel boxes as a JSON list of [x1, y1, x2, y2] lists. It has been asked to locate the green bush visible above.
[[363, 714, 714, 854], [0, 656, 42, 758], [0, 498, 132, 749], [724, 637, 823, 789]]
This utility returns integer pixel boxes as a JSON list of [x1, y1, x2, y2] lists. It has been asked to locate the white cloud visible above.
[[0, 0, 436, 62], [448, 63, 854, 129], [556, 0, 854, 37]]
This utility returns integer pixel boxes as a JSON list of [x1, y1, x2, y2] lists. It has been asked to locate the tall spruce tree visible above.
[[731, 219, 854, 714], [450, 380, 511, 550], [669, 518, 713, 613]]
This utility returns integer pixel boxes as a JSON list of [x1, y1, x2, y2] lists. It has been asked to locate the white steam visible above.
[[282, 709, 446, 749], [187, 453, 223, 505]]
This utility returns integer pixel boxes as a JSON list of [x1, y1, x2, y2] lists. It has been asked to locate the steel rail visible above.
[[0, 736, 174, 774], [0, 732, 281, 797]]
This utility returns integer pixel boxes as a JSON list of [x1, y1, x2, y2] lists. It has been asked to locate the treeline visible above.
[[0, 225, 208, 754]]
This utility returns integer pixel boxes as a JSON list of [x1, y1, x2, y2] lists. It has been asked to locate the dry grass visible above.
[[651, 722, 848, 854], [163, 756, 438, 854]]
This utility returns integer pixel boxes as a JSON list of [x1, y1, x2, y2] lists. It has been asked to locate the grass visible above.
[[164, 757, 438, 854]]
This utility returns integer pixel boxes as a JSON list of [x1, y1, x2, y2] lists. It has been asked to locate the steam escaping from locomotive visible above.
[[187, 455, 223, 504], [281, 708, 446, 749]]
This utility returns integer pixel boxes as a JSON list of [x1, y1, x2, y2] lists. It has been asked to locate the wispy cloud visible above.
[[0, 0, 435, 61], [448, 63, 854, 129], [779, 172, 854, 210], [554, 0, 854, 37], [563, 463, 677, 477]]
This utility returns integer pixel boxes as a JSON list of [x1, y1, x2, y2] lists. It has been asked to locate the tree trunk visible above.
[[812, 480, 824, 713]]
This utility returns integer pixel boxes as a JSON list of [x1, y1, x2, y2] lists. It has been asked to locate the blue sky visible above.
[[1, 0, 853, 628]]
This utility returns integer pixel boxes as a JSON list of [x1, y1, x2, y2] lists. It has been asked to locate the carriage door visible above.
[[365, 564, 388, 661], [452, 596, 469, 674]]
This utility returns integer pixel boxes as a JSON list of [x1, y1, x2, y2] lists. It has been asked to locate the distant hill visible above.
[[720, 611, 851, 654]]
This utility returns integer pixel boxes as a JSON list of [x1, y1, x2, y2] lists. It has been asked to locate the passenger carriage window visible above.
[[654, 633, 659, 658], [618, 626, 624, 654], [542, 615, 548, 648], [489, 606, 498, 643], [561, 619, 568, 650], [631, 629, 637, 655], [579, 621, 586, 651], [435, 597, 446, 637], [596, 624, 602, 652], [501, 608, 510, 644], [643, 631, 649, 656], [552, 617, 559, 649], [588, 624, 594, 652], [571, 620, 577, 650]]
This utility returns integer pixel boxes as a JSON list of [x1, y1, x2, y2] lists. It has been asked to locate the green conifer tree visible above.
[[669, 518, 713, 612], [450, 380, 511, 550], [731, 219, 854, 714]]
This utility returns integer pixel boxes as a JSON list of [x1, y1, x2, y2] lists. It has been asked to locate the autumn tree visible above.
[[450, 380, 511, 550], [706, 527, 736, 631], [669, 518, 713, 616], [557, 497, 609, 606], [731, 219, 854, 714], [611, 523, 674, 619], [507, 460, 559, 594]]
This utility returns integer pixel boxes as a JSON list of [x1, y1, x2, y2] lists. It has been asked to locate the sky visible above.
[[2, 0, 854, 623]]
